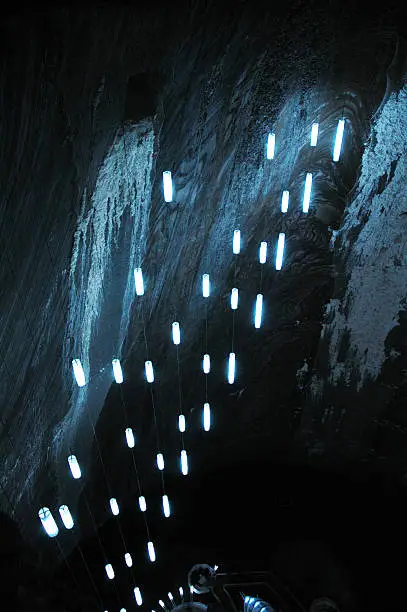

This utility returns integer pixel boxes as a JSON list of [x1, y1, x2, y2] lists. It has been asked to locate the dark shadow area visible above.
[[124, 73, 159, 122]]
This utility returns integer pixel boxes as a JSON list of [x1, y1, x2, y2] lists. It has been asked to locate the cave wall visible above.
[[301, 78, 407, 470], [1, 0, 407, 558]]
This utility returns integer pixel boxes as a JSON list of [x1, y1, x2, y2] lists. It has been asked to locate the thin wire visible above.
[[54, 536, 85, 598], [119, 384, 151, 541], [175, 343, 185, 451], [82, 407, 134, 574], [77, 542, 104, 608], [81, 489, 125, 607], [139, 297, 167, 503], [205, 300, 208, 403]]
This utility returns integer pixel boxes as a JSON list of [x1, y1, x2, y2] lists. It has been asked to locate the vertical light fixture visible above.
[[156, 453, 165, 471], [145, 360, 154, 383], [254, 294, 263, 329], [203, 354, 210, 374], [259, 241, 267, 264], [68, 455, 81, 479], [112, 358, 123, 383], [105, 563, 115, 580], [230, 288, 239, 310], [266, 132, 276, 159], [178, 414, 186, 432], [202, 273, 210, 298], [38, 507, 59, 538], [180, 450, 189, 475], [72, 359, 86, 387], [58, 505, 74, 530], [281, 190, 289, 213], [134, 267, 145, 296], [138, 496, 147, 512], [163, 170, 173, 202], [168, 593, 174, 602], [109, 498, 119, 516], [162, 494, 171, 518], [276, 233, 285, 271], [172, 322, 181, 345], [125, 427, 135, 448], [203, 402, 211, 431], [333, 118, 345, 162], [134, 587, 143, 606], [125, 553, 133, 567], [302, 172, 312, 213], [310, 122, 319, 146], [148, 540, 156, 562], [228, 352, 236, 384], [232, 229, 241, 254], [179, 587, 184, 598]]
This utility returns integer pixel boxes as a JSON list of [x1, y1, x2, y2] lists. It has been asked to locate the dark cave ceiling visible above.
[[1, 0, 407, 610]]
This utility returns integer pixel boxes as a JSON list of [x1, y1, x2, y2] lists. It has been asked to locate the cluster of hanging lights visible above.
[[40, 119, 346, 610]]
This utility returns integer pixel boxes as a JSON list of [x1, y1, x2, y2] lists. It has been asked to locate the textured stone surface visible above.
[[1, 0, 407, 609]]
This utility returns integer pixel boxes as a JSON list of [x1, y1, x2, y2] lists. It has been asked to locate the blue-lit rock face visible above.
[[1, 1, 407, 609], [53, 120, 154, 499], [301, 84, 407, 460]]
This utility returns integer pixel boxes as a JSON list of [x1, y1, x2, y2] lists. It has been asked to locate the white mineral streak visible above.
[[60, 120, 154, 435]]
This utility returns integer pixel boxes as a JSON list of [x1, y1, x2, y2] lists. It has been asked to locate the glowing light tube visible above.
[[267, 132, 276, 159], [163, 170, 173, 202], [162, 494, 171, 518], [230, 287, 239, 310], [179, 587, 184, 597], [178, 414, 186, 432], [159, 601, 166, 609], [254, 294, 263, 329], [276, 232, 285, 271], [311, 122, 319, 146], [68, 454, 81, 479], [157, 453, 165, 471], [259, 241, 267, 264], [202, 273, 210, 298], [58, 505, 74, 530], [145, 360, 154, 383], [38, 507, 59, 538], [180, 450, 189, 475], [134, 267, 145, 296], [72, 359, 85, 387], [233, 229, 241, 254], [333, 118, 345, 162], [125, 427, 135, 448], [112, 358, 123, 384], [203, 353, 210, 374], [203, 402, 211, 431], [281, 190, 289, 213], [172, 322, 181, 345], [139, 496, 147, 512], [125, 553, 133, 567], [228, 352, 236, 384], [110, 498, 119, 516], [302, 172, 312, 213], [105, 563, 115, 580], [148, 541, 156, 562], [134, 587, 143, 606], [168, 593, 174, 602]]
